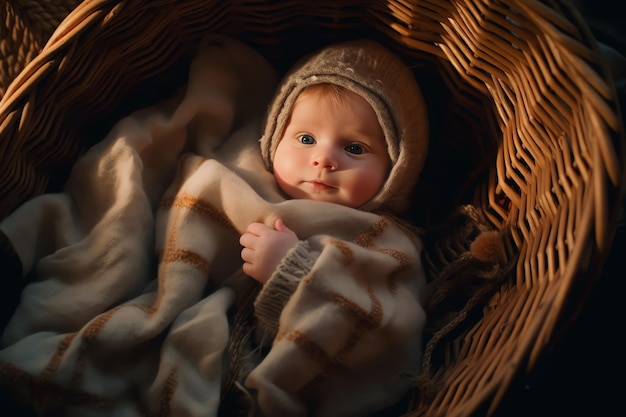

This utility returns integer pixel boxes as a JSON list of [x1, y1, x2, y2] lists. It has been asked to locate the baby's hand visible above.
[[240, 218, 298, 283]]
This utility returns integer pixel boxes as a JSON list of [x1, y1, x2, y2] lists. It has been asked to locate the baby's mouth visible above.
[[307, 180, 335, 191]]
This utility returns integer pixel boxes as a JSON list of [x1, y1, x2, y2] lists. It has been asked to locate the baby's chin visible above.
[[305, 193, 361, 208], [282, 185, 360, 207]]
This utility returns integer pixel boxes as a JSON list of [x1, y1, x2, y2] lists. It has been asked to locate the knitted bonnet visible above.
[[260, 39, 429, 213]]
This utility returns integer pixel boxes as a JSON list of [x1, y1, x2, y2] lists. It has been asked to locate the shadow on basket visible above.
[[0, 1, 624, 417]]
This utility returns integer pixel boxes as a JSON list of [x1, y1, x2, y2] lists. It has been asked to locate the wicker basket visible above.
[[0, 1, 624, 416], [0, 0, 82, 98]]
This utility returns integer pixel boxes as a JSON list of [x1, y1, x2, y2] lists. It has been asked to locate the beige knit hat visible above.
[[260, 39, 429, 213]]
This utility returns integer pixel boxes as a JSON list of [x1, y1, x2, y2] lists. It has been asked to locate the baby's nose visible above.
[[312, 150, 337, 170]]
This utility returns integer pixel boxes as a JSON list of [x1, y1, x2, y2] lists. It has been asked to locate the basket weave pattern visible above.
[[0, 1, 623, 416], [0, 0, 80, 97]]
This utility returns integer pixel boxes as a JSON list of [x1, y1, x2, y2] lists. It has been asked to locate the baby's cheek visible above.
[[352, 169, 387, 206]]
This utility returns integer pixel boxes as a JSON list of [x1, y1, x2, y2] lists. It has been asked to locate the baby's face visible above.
[[273, 87, 390, 208]]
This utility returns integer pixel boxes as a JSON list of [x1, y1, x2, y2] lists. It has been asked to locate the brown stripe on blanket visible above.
[[376, 248, 413, 271], [1, 362, 114, 411], [376, 248, 415, 295], [325, 239, 354, 264], [354, 217, 414, 295], [41, 333, 76, 380], [159, 367, 178, 417], [162, 248, 210, 274], [159, 192, 237, 233], [283, 330, 330, 364], [308, 283, 384, 386], [353, 217, 388, 248]]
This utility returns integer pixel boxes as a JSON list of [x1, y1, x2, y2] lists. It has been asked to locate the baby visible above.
[[238, 39, 431, 416]]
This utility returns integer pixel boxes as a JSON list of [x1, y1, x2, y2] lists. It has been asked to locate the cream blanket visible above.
[[0, 36, 427, 417]]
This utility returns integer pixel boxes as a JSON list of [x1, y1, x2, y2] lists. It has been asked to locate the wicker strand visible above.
[[0, 0, 80, 97]]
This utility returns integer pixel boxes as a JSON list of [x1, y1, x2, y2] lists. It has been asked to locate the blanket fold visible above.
[[0, 35, 277, 417]]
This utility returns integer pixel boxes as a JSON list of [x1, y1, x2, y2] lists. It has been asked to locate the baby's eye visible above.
[[298, 134, 315, 145], [345, 144, 364, 154]]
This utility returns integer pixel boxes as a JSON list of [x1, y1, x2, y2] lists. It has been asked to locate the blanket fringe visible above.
[[409, 204, 517, 410]]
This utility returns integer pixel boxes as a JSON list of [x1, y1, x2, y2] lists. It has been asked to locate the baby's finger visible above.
[[239, 232, 255, 248], [240, 247, 254, 262], [274, 218, 286, 232], [274, 218, 294, 234], [246, 221, 270, 235]]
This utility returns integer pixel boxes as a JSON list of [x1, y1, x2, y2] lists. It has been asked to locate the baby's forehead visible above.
[[295, 83, 380, 114], [297, 83, 354, 101], [292, 85, 377, 116]]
